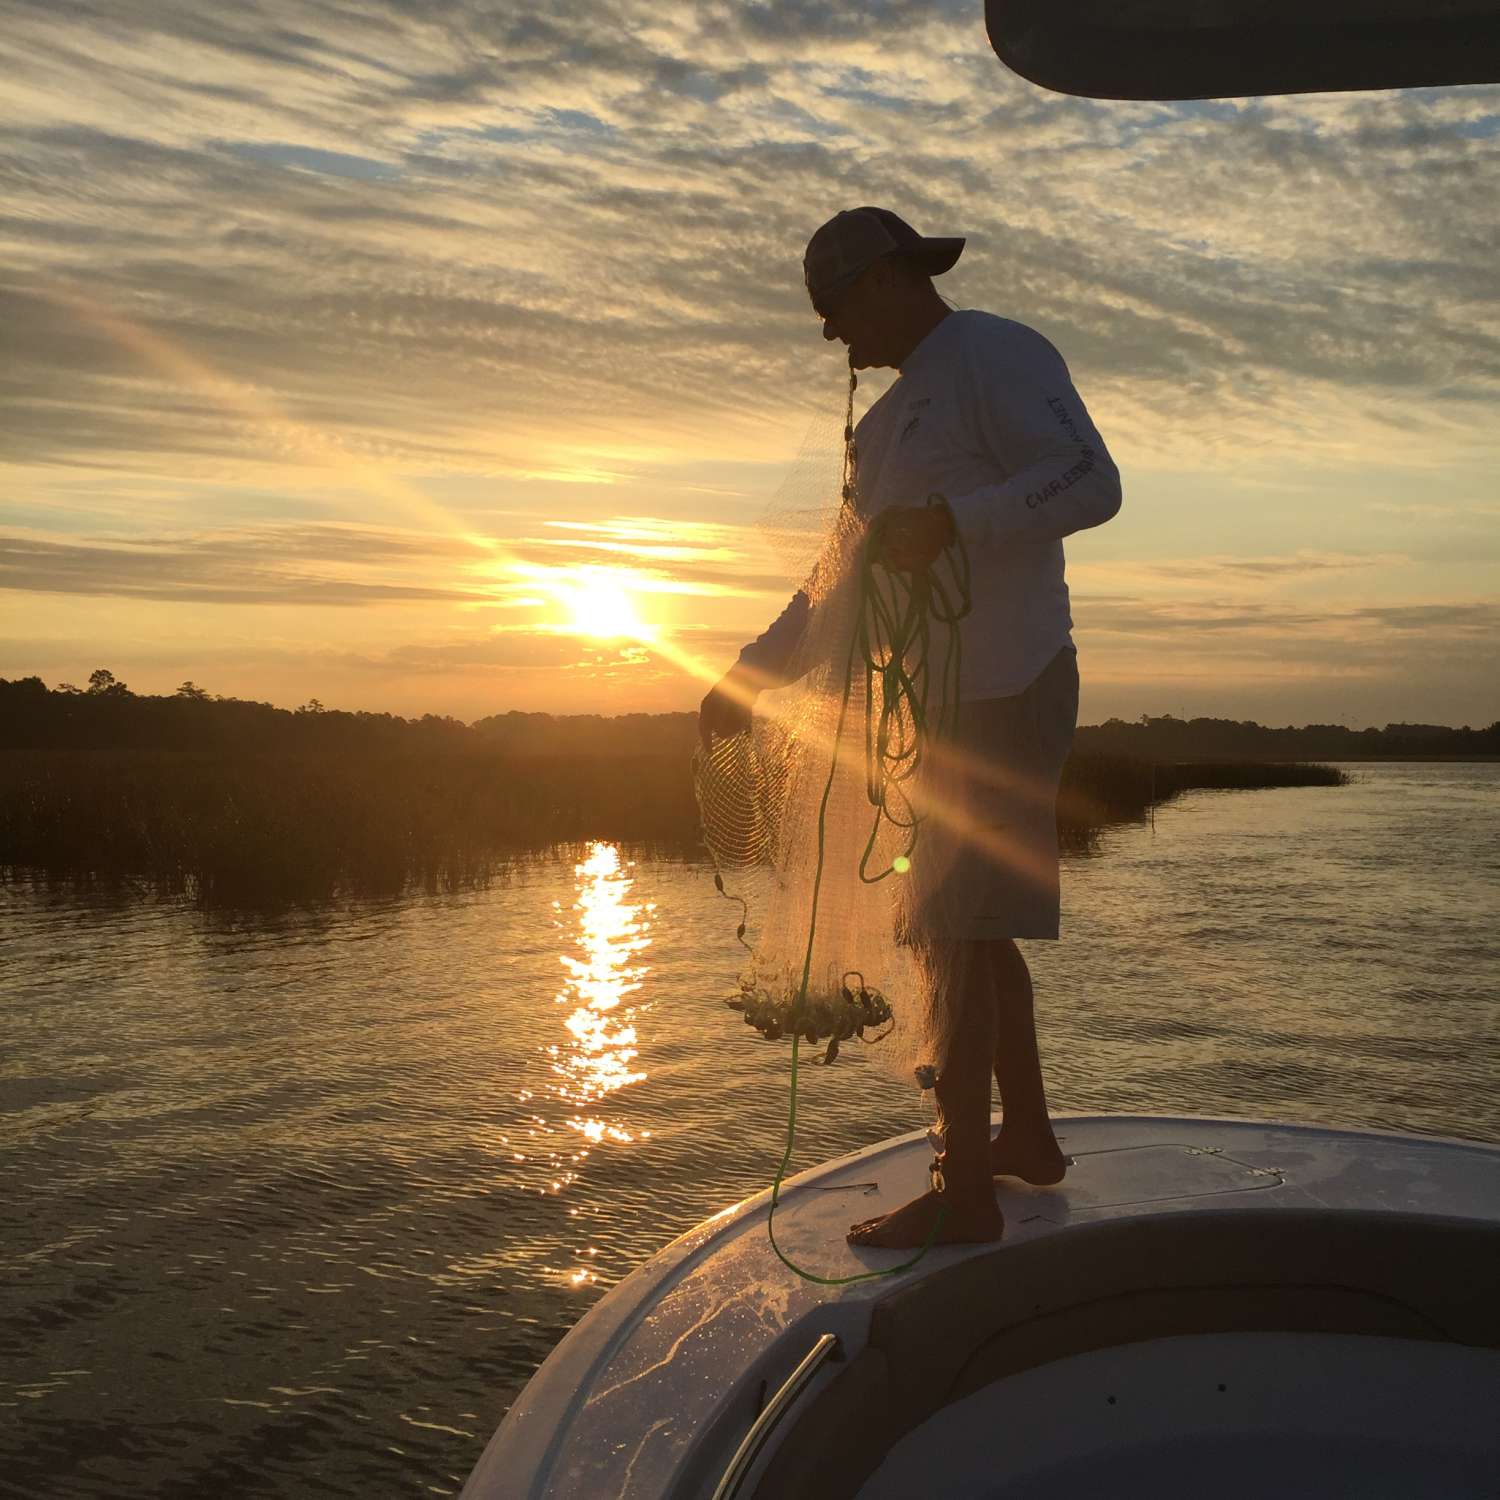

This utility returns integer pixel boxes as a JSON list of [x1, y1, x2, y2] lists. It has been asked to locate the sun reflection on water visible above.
[[549, 842, 654, 1159]]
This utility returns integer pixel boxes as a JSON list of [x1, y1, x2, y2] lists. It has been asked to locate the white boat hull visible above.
[[462, 1114, 1500, 1499]]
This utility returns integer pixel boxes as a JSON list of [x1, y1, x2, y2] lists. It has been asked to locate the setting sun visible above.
[[551, 569, 656, 642]]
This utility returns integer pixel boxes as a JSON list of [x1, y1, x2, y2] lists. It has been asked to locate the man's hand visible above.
[[874, 502, 957, 572], [699, 667, 759, 751]]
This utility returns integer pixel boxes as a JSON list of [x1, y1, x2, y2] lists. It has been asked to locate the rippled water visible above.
[[2, 763, 1497, 1496]]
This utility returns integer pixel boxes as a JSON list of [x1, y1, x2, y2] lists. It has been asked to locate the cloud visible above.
[[0, 512, 797, 618], [504, 514, 795, 596], [1078, 593, 1500, 655], [1073, 551, 1405, 591], [379, 633, 617, 672], [1350, 601, 1497, 632], [0, 525, 492, 605], [1070, 591, 1498, 727], [1, 0, 1498, 484], [2, 0, 1497, 724]]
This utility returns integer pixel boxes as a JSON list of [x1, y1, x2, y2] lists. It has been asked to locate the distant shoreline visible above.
[[1154, 755, 1500, 765], [1335, 757, 1500, 763]]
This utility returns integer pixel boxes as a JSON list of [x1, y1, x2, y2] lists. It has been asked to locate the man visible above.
[[699, 207, 1122, 1247]]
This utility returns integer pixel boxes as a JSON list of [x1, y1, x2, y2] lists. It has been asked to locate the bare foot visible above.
[[847, 1188, 1004, 1249], [990, 1130, 1069, 1185]]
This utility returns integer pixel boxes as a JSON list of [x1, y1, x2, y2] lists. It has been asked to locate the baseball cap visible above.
[[803, 207, 965, 313]]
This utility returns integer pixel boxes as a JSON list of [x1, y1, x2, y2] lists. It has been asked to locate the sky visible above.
[[2, 0, 1497, 728]]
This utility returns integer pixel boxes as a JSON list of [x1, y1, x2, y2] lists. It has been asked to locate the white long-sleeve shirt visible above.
[[739, 308, 1121, 700]]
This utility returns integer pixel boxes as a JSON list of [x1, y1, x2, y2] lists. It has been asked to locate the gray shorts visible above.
[[908, 647, 1079, 942]]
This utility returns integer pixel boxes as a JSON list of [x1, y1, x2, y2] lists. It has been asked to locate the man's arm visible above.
[[699, 590, 810, 748], [734, 590, 810, 681], [945, 321, 1122, 550]]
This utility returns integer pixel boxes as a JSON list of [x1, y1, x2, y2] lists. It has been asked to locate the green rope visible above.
[[765, 1033, 947, 1285], [854, 502, 971, 886], [764, 498, 971, 1285]]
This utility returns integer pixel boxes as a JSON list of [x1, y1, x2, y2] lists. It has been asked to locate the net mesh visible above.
[[694, 371, 970, 1086]]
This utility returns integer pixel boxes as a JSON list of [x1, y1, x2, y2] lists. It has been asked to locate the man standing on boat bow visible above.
[[700, 207, 1123, 1247]]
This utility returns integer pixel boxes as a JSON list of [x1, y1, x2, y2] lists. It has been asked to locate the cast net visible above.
[[693, 370, 972, 1089]]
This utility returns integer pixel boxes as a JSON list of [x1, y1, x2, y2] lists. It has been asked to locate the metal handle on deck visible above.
[[710, 1332, 841, 1500]]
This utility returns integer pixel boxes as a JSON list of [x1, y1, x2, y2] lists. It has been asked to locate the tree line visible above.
[[2, 674, 1492, 759], [1078, 713, 1498, 762]]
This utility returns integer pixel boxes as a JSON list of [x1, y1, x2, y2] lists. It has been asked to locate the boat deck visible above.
[[462, 1114, 1500, 1499]]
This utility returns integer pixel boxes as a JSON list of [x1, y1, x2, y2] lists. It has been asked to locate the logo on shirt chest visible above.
[[897, 398, 931, 446]]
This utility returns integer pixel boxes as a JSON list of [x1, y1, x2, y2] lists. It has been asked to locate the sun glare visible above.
[[552, 570, 656, 641]]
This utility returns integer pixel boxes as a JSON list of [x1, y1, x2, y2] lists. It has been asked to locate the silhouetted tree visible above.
[[176, 681, 210, 700], [87, 668, 130, 696]]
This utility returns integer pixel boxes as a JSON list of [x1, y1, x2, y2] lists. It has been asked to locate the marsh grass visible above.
[[0, 750, 700, 906], [1056, 755, 1347, 851], [0, 749, 1345, 908]]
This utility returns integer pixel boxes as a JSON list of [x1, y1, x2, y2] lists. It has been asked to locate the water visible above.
[[2, 763, 1496, 1497]]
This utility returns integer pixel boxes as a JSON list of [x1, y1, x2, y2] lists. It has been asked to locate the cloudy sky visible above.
[[2, 0, 1497, 726]]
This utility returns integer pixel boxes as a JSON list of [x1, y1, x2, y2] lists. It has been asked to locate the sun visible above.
[[553, 570, 656, 642]]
